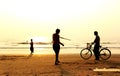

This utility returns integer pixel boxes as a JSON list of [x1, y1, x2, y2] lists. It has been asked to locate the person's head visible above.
[[94, 31, 98, 36], [31, 39, 33, 42], [56, 29, 60, 34]]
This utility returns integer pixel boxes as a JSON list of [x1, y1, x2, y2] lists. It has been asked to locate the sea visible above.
[[0, 42, 120, 55]]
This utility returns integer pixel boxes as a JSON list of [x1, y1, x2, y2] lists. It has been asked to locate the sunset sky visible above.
[[0, 0, 120, 45]]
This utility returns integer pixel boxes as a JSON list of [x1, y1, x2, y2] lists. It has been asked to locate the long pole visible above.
[[60, 37, 71, 41]]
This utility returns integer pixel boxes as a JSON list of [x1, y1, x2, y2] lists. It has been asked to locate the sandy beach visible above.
[[0, 53, 120, 76]]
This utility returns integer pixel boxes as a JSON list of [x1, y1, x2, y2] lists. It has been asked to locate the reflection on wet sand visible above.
[[93, 68, 120, 72]]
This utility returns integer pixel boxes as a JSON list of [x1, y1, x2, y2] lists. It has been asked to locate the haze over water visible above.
[[0, 42, 120, 55]]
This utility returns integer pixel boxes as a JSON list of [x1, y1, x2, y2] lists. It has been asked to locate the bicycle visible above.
[[80, 43, 111, 60]]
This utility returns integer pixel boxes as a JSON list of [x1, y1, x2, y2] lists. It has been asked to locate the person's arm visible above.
[[92, 36, 97, 45], [60, 42, 64, 46], [58, 35, 64, 46]]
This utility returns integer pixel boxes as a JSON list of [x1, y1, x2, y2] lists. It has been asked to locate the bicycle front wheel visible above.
[[80, 48, 92, 60], [100, 48, 111, 60]]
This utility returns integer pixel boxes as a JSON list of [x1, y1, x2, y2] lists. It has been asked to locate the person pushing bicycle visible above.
[[80, 31, 111, 60], [92, 31, 100, 60]]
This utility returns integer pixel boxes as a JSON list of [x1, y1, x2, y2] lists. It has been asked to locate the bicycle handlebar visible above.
[[87, 42, 102, 48]]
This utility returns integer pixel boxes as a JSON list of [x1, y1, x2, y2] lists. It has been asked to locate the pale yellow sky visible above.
[[0, 0, 120, 44]]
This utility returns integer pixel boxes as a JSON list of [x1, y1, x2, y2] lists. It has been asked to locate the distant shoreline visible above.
[[0, 46, 120, 49]]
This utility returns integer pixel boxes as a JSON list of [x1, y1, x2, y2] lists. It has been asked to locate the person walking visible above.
[[30, 39, 34, 54], [52, 29, 64, 65], [92, 31, 100, 60]]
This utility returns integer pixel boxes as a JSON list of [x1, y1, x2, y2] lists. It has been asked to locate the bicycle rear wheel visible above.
[[100, 48, 111, 60], [80, 48, 92, 60]]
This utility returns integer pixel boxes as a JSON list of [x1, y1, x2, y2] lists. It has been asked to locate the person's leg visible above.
[[30, 48, 33, 54], [53, 44, 60, 65], [56, 51, 59, 62], [93, 47, 99, 60], [93, 49, 97, 60], [32, 48, 34, 54], [54, 50, 60, 65], [94, 48, 99, 60], [96, 49, 100, 60]]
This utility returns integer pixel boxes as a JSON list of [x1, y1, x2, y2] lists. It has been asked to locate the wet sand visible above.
[[0, 53, 120, 76]]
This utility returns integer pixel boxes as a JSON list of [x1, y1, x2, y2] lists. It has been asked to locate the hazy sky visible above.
[[0, 0, 120, 45]]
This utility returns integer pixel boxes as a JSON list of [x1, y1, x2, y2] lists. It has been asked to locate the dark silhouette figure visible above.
[[52, 29, 64, 65], [30, 39, 34, 54], [92, 31, 100, 60]]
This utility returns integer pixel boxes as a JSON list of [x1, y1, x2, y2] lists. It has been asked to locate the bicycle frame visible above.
[[87, 43, 108, 52]]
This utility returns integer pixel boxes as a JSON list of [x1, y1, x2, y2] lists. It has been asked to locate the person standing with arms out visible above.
[[52, 29, 64, 65], [92, 31, 100, 60], [30, 39, 34, 54]]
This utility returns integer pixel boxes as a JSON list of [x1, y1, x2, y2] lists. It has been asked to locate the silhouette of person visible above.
[[92, 31, 100, 60], [30, 39, 34, 54], [52, 29, 64, 65]]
